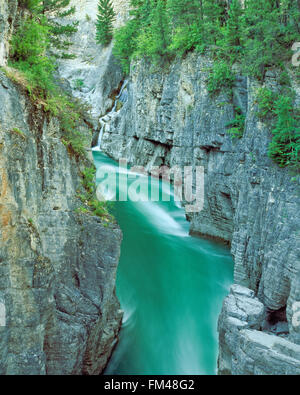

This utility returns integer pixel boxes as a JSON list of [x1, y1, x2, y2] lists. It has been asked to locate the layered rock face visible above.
[[0, 69, 122, 375], [99, 54, 300, 374], [0, 0, 17, 66], [0, 0, 123, 375], [57, 0, 129, 121]]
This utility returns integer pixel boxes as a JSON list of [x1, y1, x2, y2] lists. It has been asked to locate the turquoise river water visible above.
[[93, 151, 233, 375]]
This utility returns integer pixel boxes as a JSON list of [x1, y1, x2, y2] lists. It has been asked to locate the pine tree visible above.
[[167, 0, 204, 55], [241, 0, 283, 79], [19, 0, 78, 59], [219, 0, 243, 62], [202, 0, 227, 44], [150, 0, 170, 58], [167, 0, 201, 27], [96, 0, 116, 46]]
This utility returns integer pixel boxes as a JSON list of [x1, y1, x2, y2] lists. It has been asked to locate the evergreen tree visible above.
[[167, 0, 204, 55], [268, 96, 300, 168], [135, 0, 170, 62], [19, 0, 78, 59], [202, 0, 227, 44], [150, 0, 170, 58], [218, 0, 243, 62], [96, 0, 116, 46], [167, 0, 201, 27], [241, 0, 284, 78], [130, 0, 153, 27]]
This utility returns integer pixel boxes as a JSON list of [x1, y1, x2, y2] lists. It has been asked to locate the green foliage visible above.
[[226, 107, 246, 139], [11, 127, 26, 139], [256, 87, 277, 119], [81, 167, 96, 196], [240, 0, 299, 79], [202, 0, 226, 44], [268, 96, 300, 170], [19, 0, 40, 10], [73, 79, 85, 90], [168, 23, 204, 56], [167, 0, 201, 27], [217, 0, 243, 63], [207, 61, 235, 94], [10, 15, 55, 93], [77, 167, 112, 220], [256, 88, 300, 170], [113, 0, 299, 80], [75, 206, 89, 214], [96, 0, 116, 46], [134, 0, 170, 63], [8, 2, 88, 159], [113, 19, 140, 74], [19, 0, 78, 59]]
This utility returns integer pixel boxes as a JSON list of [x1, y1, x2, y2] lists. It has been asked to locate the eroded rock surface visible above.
[[98, 54, 300, 374], [0, 71, 122, 375], [57, 0, 129, 121]]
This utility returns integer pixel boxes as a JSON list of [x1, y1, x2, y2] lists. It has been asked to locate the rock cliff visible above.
[[1, 0, 299, 375], [0, 2, 122, 375], [98, 54, 300, 374]]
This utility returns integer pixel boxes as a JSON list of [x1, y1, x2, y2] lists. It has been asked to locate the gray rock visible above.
[[56, 0, 127, 124], [0, 0, 17, 66], [0, 71, 122, 375], [98, 53, 300, 374]]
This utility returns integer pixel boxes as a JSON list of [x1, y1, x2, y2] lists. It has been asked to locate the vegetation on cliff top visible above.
[[113, 0, 299, 76], [8, 1, 89, 160], [110, 0, 300, 171], [7, 1, 112, 219]]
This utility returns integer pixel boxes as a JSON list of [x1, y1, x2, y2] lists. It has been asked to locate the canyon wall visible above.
[[0, 2, 122, 374], [1, 0, 299, 375], [99, 54, 300, 374], [57, 0, 129, 121]]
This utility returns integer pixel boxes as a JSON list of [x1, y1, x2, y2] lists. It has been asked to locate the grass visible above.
[[75, 167, 113, 221]]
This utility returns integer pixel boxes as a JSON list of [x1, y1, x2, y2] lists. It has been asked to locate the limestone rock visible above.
[[0, 71, 122, 375], [99, 53, 300, 374]]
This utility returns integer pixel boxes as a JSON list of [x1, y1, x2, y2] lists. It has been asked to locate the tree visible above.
[[202, 0, 227, 44], [19, 0, 78, 59], [167, 0, 201, 27], [96, 0, 116, 46], [135, 0, 171, 62], [218, 0, 243, 62], [150, 0, 170, 58], [241, 0, 284, 79]]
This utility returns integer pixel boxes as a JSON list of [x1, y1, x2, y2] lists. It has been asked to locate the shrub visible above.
[[226, 107, 245, 139], [256, 88, 277, 119], [168, 24, 205, 56], [268, 96, 300, 170], [208, 61, 235, 94], [113, 20, 139, 74]]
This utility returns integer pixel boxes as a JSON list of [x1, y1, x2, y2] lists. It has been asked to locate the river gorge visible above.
[[0, 0, 299, 375], [92, 152, 233, 375]]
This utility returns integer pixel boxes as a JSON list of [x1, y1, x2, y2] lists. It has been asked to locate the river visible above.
[[93, 151, 233, 375]]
